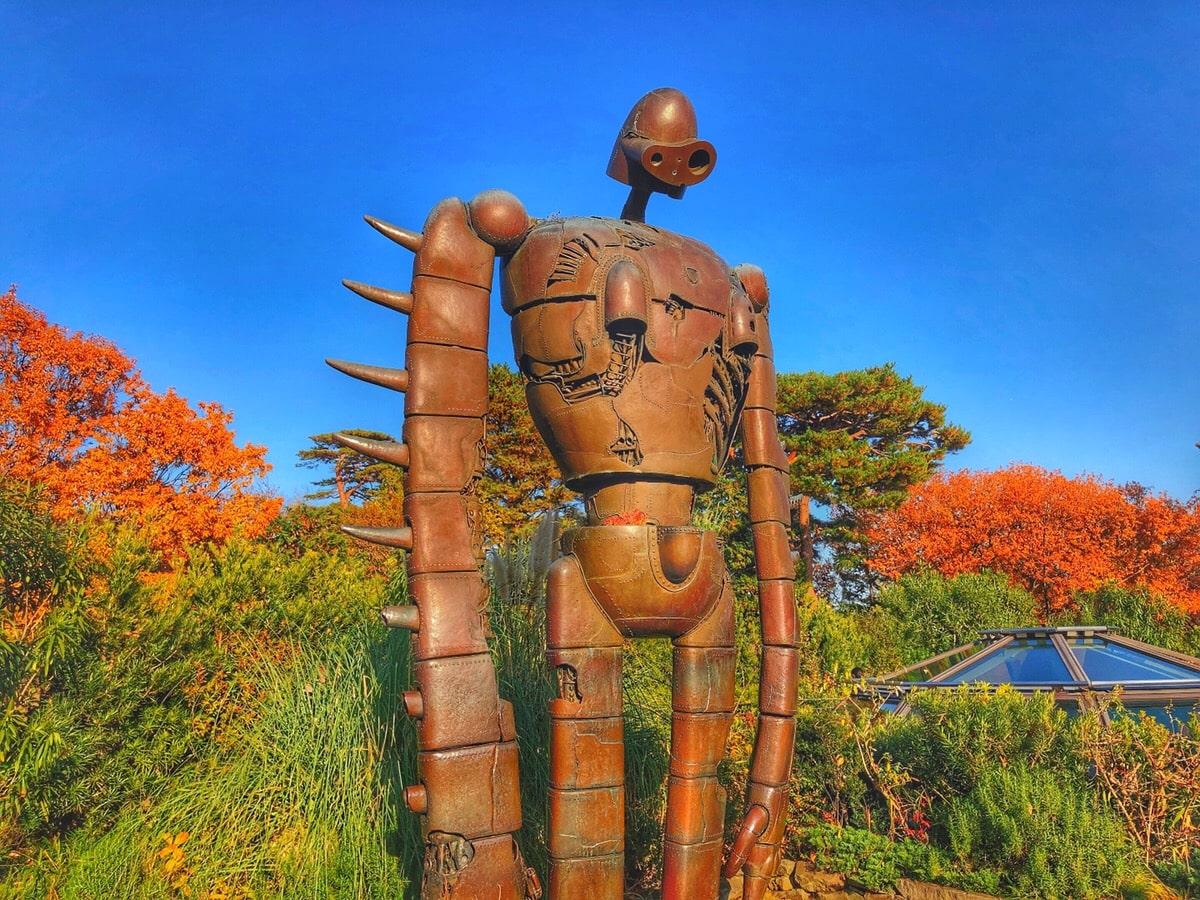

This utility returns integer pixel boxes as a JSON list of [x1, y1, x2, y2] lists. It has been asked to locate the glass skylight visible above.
[[940, 639, 1074, 685], [897, 643, 989, 682], [1070, 638, 1200, 684], [861, 627, 1200, 729]]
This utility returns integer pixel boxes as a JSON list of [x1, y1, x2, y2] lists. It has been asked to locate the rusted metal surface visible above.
[[332, 88, 798, 900]]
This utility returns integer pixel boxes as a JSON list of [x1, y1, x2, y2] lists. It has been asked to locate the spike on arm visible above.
[[380, 604, 419, 630], [325, 359, 409, 393], [341, 524, 413, 550], [333, 430, 411, 467], [364, 215, 422, 252], [342, 279, 414, 315]]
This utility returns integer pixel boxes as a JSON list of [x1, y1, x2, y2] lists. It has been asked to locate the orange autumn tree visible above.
[[866, 464, 1200, 615], [0, 285, 280, 560]]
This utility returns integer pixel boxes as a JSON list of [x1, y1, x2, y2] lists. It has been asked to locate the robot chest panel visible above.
[[502, 217, 737, 370]]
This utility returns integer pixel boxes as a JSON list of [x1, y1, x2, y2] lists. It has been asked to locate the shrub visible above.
[[874, 570, 1039, 665], [0, 484, 388, 870], [0, 483, 89, 610], [797, 592, 893, 678], [877, 685, 1086, 794], [1079, 704, 1200, 871], [258, 502, 351, 558], [1, 487, 98, 854], [945, 763, 1139, 898], [789, 696, 867, 829], [849, 687, 1148, 898], [1060, 584, 1200, 656], [801, 822, 1004, 894]]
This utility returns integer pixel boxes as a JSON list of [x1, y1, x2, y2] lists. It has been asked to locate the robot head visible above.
[[607, 88, 716, 200]]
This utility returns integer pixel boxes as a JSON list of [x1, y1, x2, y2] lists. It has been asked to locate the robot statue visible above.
[[328, 88, 798, 900]]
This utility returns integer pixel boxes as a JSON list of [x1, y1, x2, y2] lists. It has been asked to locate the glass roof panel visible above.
[[1070, 638, 1200, 684], [940, 638, 1073, 685], [896, 643, 990, 682]]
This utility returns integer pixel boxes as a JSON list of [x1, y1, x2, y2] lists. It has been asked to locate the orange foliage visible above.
[[1, 286, 281, 561], [866, 464, 1200, 615], [602, 510, 649, 526]]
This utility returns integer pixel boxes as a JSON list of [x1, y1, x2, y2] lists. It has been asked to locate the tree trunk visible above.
[[334, 458, 349, 507], [796, 494, 814, 584]]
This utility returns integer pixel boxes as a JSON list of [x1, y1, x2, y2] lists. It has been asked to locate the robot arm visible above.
[[724, 264, 800, 900], [330, 193, 540, 899]]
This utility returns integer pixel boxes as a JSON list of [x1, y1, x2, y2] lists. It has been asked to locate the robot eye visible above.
[[688, 148, 712, 175]]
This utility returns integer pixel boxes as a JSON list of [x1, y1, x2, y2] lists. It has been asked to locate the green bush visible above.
[[788, 696, 867, 828], [0, 483, 89, 610], [1057, 583, 1200, 656], [797, 594, 892, 678], [877, 685, 1086, 794], [874, 571, 1039, 665], [258, 501, 351, 558], [1154, 860, 1200, 897], [787, 570, 1042, 684], [946, 763, 1138, 898], [787, 687, 1159, 898]]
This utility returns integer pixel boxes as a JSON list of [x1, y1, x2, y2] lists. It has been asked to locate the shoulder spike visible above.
[[342, 279, 414, 314], [380, 604, 420, 630], [364, 215, 422, 252], [333, 431, 410, 467], [325, 359, 409, 392], [341, 524, 413, 549]]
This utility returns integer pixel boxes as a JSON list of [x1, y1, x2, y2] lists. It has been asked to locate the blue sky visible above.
[[4, 3, 1198, 502]]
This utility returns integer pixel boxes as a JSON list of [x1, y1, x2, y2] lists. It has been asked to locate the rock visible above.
[[791, 866, 847, 892], [772, 857, 798, 888], [896, 878, 1001, 900]]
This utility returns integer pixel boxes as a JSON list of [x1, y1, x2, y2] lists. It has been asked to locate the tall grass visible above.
[[12, 625, 413, 900], [486, 525, 553, 884], [621, 637, 672, 889]]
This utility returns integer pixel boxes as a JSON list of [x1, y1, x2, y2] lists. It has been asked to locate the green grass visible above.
[[8, 626, 413, 900]]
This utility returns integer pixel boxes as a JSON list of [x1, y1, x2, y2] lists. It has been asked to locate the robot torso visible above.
[[501, 216, 759, 495]]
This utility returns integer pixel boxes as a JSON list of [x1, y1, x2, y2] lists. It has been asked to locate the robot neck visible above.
[[620, 188, 651, 223]]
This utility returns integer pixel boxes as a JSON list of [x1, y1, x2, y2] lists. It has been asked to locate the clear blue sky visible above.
[[5, 3, 1198, 502]]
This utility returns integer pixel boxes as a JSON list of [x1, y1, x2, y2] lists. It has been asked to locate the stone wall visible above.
[[722, 860, 1001, 900]]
